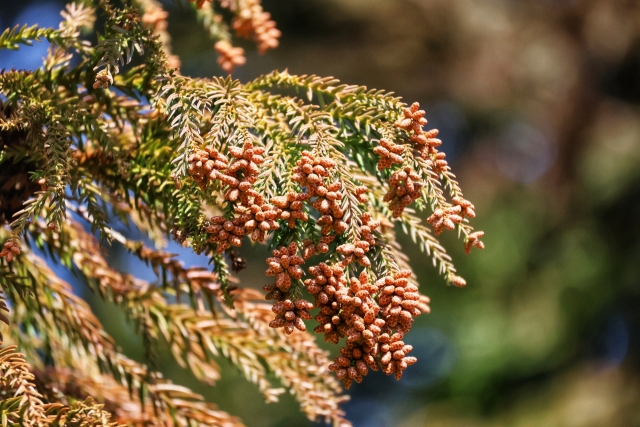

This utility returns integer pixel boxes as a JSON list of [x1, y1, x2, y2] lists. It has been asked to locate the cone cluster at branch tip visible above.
[[465, 231, 485, 254], [372, 101, 485, 252], [449, 275, 467, 287], [337, 213, 380, 268], [302, 236, 333, 260], [426, 196, 476, 236], [318, 269, 425, 388], [384, 167, 423, 218], [214, 41, 246, 73], [395, 103, 443, 160], [0, 240, 20, 262], [199, 140, 287, 251], [93, 70, 113, 89], [271, 192, 309, 228], [293, 151, 348, 239], [373, 138, 404, 170], [224, 141, 266, 206], [263, 242, 311, 334], [207, 203, 280, 252], [188, 0, 279, 71], [187, 146, 228, 190], [231, 0, 281, 54]]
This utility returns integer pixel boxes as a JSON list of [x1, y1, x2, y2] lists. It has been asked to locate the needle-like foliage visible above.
[[0, 1, 484, 426]]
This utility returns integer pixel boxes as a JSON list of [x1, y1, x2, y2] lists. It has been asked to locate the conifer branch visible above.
[[2, 248, 244, 427], [0, 25, 55, 50], [0, 288, 9, 336], [0, 3, 484, 423], [230, 290, 351, 426], [93, 7, 147, 89], [158, 76, 209, 176], [54, 221, 350, 423], [45, 2, 96, 65], [0, 345, 48, 426], [248, 71, 403, 111], [397, 210, 464, 285], [196, 2, 232, 42]]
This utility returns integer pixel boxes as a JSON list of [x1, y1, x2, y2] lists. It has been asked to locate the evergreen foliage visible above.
[[0, 1, 484, 425]]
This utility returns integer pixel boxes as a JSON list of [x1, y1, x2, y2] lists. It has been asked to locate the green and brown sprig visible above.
[[0, 1, 483, 426]]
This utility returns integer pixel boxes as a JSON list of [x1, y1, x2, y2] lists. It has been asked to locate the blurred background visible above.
[[2, 0, 640, 426]]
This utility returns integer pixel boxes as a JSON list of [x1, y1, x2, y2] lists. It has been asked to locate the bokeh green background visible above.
[[2, 0, 640, 426]]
